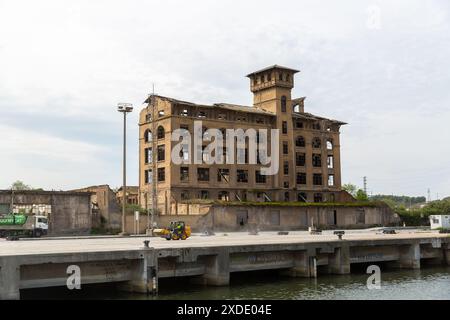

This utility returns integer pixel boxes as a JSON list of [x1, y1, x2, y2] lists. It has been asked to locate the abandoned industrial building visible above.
[[139, 65, 353, 216]]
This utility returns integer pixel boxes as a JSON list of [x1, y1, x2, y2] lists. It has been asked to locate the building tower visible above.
[[246, 65, 300, 191]]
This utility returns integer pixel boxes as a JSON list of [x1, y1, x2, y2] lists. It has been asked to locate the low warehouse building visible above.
[[0, 190, 92, 235]]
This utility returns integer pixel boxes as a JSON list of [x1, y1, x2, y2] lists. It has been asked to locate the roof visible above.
[[0, 190, 93, 196], [117, 186, 139, 193], [246, 65, 300, 77], [144, 95, 276, 116], [292, 112, 347, 125]]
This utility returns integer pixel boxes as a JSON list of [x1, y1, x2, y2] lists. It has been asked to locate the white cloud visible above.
[[0, 0, 449, 197]]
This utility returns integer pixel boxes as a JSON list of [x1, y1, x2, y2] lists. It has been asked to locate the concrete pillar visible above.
[[445, 244, 450, 266], [0, 257, 20, 300], [327, 245, 351, 275], [118, 251, 157, 294], [282, 249, 317, 278], [397, 243, 421, 269], [201, 250, 230, 286]]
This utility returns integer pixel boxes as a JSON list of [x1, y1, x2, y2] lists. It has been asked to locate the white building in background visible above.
[[429, 215, 450, 230]]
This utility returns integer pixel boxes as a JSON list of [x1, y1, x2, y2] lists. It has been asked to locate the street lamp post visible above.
[[117, 103, 133, 236]]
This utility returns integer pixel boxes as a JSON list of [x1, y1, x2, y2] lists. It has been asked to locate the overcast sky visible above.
[[1, 0, 449, 198]]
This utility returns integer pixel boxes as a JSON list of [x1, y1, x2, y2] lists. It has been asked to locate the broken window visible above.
[[297, 172, 307, 185], [237, 170, 248, 183], [180, 167, 189, 182], [314, 193, 323, 203], [181, 191, 189, 200], [198, 111, 207, 118], [281, 96, 287, 112], [283, 142, 289, 154], [201, 145, 211, 163], [327, 140, 333, 150], [157, 126, 165, 139], [296, 153, 306, 166], [145, 169, 152, 184], [218, 191, 230, 201], [158, 110, 165, 117], [282, 121, 288, 134], [297, 192, 307, 202], [255, 170, 267, 183], [180, 108, 188, 117], [145, 114, 152, 122], [295, 120, 304, 128], [197, 168, 210, 182], [218, 113, 227, 120], [199, 190, 209, 199], [296, 136, 305, 147], [145, 147, 153, 164], [180, 144, 189, 161], [313, 174, 323, 186], [157, 145, 165, 161], [157, 168, 165, 182], [217, 169, 230, 183], [312, 137, 321, 148], [312, 154, 322, 167], [328, 175, 335, 187], [327, 155, 334, 169], [144, 129, 152, 143], [283, 161, 289, 175]]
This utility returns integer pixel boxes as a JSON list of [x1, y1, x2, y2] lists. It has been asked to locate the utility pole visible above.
[[10, 187, 14, 214], [146, 85, 157, 235], [363, 176, 367, 195], [117, 103, 133, 236]]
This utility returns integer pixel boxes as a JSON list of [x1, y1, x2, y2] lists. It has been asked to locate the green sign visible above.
[[0, 214, 27, 226]]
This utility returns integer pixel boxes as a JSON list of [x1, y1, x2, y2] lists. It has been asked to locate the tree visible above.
[[11, 180, 32, 191], [355, 189, 369, 201], [342, 183, 357, 196]]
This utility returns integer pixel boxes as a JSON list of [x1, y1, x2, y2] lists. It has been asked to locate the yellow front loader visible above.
[[153, 221, 191, 240]]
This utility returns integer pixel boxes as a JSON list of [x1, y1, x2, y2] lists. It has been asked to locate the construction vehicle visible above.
[[0, 214, 48, 239], [153, 221, 191, 240]]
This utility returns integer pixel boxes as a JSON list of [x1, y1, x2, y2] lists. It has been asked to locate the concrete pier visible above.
[[0, 231, 449, 300]]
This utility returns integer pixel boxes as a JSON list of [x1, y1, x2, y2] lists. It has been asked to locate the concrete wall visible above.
[[127, 203, 399, 233], [0, 190, 92, 235], [70, 185, 121, 230]]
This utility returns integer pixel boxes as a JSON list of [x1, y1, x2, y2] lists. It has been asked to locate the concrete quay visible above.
[[0, 230, 449, 299]]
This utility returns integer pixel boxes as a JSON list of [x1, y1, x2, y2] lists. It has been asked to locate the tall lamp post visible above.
[[117, 103, 133, 236]]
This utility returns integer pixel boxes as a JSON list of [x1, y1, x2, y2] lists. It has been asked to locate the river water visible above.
[[22, 265, 450, 300]]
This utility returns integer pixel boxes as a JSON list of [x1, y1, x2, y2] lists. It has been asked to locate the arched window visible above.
[[296, 136, 305, 147], [281, 96, 287, 112], [312, 137, 321, 148], [144, 129, 152, 143], [157, 126, 165, 139], [327, 140, 333, 150]]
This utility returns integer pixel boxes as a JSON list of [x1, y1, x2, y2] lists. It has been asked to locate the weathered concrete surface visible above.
[[0, 190, 92, 235], [0, 230, 448, 300]]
